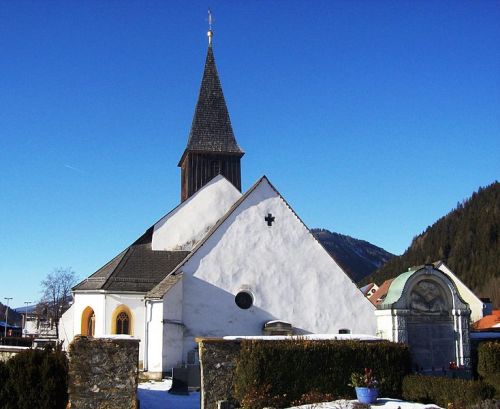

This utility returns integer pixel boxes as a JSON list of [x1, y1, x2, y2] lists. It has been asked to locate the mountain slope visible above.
[[0, 303, 22, 327], [312, 229, 394, 283], [362, 181, 500, 306]]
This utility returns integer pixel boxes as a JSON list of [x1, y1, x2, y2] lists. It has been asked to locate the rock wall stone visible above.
[[68, 336, 140, 409], [198, 338, 241, 409]]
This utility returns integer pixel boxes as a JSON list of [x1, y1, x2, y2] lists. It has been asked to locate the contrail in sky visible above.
[[64, 164, 85, 174]]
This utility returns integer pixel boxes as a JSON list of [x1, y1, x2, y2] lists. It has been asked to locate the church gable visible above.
[[171, 176, 376, 336], [152, 175, 242, 251]]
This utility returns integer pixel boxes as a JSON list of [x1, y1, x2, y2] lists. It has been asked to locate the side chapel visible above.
[[59, 27, 376, 379]]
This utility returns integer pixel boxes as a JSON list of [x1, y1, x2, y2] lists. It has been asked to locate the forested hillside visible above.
[[362, 181, 500, 307], [312, 229, 394, 282]]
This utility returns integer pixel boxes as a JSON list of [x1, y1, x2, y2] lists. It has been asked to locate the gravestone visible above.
[[375, 265, 471, 371]]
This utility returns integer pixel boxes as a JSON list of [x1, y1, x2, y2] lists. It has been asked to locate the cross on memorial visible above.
[[265, 213, 275, 227]]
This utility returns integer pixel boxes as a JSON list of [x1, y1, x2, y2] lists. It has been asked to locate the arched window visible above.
[[111, 305, 133, 335], [81, 307, 95, 337], [116, 311, 130, 335]]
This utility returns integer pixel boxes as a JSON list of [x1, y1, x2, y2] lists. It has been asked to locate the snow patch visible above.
[[137, 379, 200, 409], [223, 334, 381, 341], [289, 398, 441, 409], [152, 175, 242, 251]]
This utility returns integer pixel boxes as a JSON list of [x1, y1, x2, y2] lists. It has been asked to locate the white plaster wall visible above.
[[374, 310, 394, 341], [58, 304, 74, 349], [63, 292, 147, 364], [146, 301, 164, 373], [437, 263, 484, 323], [104, 293, 146, 365], [179, 178, 377, 359], [162, 279, 184, 371], [71, 292, 106, 338], [152, 176, 242, 251]]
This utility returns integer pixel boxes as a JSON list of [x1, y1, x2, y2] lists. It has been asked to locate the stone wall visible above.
[[0, 346, 28, 362], [68, 336, 140, 409], [197, 338, 241, 409]]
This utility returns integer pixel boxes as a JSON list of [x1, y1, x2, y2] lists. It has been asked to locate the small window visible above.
[[116, 311, 130, 335], [338, 328, 351, 334], [235, 291, 253, 309]]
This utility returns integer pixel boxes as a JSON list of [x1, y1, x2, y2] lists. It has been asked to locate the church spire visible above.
[[178, 15, 244, 202]]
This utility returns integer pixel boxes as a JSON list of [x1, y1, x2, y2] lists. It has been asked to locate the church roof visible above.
[[73, 228, 189, 293], [179, 44, 243, 165]]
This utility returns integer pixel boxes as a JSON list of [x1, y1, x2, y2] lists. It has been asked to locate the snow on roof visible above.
[[152, 175, 242, 251], [223, 334, 382, 341]]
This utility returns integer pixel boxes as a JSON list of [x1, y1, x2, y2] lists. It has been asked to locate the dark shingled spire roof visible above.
[[180, 45, 243, 161]]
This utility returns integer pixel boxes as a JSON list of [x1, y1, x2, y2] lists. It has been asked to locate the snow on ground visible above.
[[289, 398, 442, 409], [137, 379, 200, 409], [137, 380, 441, 409]]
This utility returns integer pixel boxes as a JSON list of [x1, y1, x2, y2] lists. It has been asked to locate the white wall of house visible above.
[[176, 177, 377, 361]]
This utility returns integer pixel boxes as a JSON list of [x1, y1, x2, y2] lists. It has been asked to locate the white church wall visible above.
[[162, 279, 184, 371], [146, 300, 164, 374], [58, 303, 74, 349], [178, 177, 377, 360], [152, 175, 242, 251], [104, 293, 146, 365], [62, 292, 148, 366], [71, 293, 106, 337]]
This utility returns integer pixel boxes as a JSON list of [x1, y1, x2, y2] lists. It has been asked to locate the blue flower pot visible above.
[[355, 386, 379, 404]]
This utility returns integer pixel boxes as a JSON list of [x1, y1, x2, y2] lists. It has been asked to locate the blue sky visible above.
[[1, 1, 499, 307]]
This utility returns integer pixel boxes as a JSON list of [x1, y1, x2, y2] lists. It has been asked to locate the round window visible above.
[[235, 291, 253, 309]]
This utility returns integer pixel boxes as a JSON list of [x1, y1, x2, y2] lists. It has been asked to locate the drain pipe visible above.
[[144, 298, 149, 372]]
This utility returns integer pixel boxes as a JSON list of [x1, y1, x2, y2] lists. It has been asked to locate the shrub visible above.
[[0, 360, 8, 404], [2, 345, 68, 409], [478, 342, 500, 396], [402, 374, 495, 407], [233, 339, 411, 409], [0, 337, 33, 347], [290, 389, 337, 406]]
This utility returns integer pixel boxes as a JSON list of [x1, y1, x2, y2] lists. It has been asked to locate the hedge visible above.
[[402, 374, 495, 406], [0, 337, 33, 347], [233, 339, 411, 408], [0, 346, 68, 409], [478, 341, 500, 396]]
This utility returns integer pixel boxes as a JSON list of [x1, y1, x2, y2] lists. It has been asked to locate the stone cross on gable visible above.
[[265, 213, 275, 227]]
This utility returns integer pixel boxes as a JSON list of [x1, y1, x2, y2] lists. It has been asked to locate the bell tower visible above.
[[178, 16, 244, 202]]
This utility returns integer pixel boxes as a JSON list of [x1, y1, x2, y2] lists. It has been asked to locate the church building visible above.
[[59, 29, 376, 379]]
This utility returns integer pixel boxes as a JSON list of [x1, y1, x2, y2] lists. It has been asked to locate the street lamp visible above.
[[4, 297, 13, 338]]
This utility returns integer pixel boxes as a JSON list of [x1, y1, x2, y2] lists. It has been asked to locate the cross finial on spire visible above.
[[207, 9, 214, 45]]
